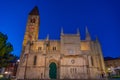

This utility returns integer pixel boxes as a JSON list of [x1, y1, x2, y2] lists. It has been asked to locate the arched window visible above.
[[38, 47, 42, 51], [53, 47, 56, 51], [30, 18, 36, 23], [91, 56, 94, 66], [33, 55, 37, 65]]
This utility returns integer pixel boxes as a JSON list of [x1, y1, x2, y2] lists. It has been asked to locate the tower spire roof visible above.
[[29, 6, 39, 15]]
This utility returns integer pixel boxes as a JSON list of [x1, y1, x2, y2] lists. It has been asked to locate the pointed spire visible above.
[[77, 28, 80, 35], [46, 34, 49, 41], [86, 26, 89, 34], [95, 36, 101, 46], [29, 6, 39, 15], [85, 26, 91, 40], [61, 27, 64, 35]]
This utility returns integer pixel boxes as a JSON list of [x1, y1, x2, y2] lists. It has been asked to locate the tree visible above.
[[0, 32, 13, 67]]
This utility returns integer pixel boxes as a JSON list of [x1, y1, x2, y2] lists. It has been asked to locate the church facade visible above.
[[16, 6, 106, 79]]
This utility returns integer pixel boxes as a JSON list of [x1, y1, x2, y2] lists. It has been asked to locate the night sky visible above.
[[0, 0, 120, 57]]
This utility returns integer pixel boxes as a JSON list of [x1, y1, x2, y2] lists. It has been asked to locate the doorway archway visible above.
[[49, 62, 57, 79]]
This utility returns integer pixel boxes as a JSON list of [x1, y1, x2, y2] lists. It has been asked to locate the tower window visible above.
[[53, 47, 56, 50], [30, 18, 36, 23], [33, 55, 37, 65], [38, 47, 42, 51]]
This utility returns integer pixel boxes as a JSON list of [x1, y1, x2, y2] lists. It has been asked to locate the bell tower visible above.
[[23, 6, 40, 47]]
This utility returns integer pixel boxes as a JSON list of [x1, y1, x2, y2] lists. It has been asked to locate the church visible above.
[[16, 6, 106, 79]]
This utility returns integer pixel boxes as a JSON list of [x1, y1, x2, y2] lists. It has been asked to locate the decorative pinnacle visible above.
[[85, 26, 91, 40], [61, 27, 64, 35], [46, 34, 49, 41], [86, 26, 89, 34]]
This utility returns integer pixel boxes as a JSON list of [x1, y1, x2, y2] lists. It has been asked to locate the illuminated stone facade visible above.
[[16, 6, 106, 79]]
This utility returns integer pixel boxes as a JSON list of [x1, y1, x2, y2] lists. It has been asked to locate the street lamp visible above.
[[17, 60, 20, 63], [4, 71, 11, 79], [4, 71, 8, 74]]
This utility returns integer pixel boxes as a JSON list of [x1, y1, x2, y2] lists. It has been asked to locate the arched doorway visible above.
[[49, 62, 57, 79]]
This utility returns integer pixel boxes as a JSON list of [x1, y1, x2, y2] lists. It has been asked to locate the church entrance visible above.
[[49, 62, 57, 79]]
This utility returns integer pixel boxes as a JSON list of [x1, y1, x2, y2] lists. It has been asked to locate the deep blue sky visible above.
[[0, 0, 120, 57]]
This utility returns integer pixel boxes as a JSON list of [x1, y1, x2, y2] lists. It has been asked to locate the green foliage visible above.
[[49, 62, 57, 79], [111, 75, 120, 78], [0, 32, 13, 56], [0, 32, 14, 67], [0, 53, 17, 67], [0, 77, 11, 80]]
